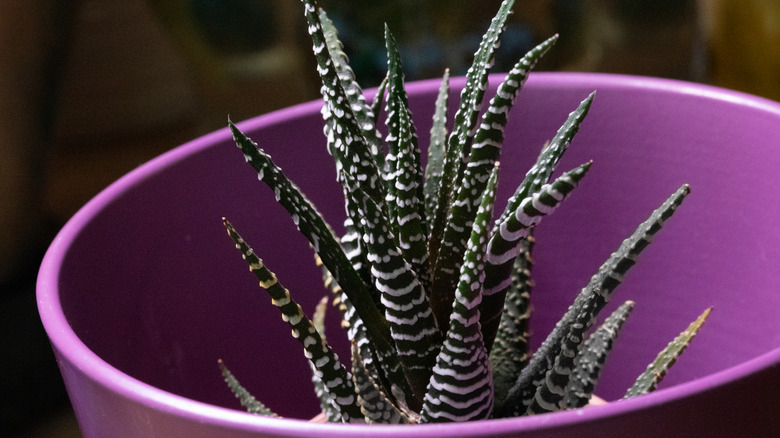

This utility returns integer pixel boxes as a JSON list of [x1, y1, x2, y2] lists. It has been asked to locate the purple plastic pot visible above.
[[38, 73, 780, 437]]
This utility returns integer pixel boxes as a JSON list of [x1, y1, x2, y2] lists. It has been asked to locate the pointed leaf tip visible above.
[[624, 306, 711, 398]]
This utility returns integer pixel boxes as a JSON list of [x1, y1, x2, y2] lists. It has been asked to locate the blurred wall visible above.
[[4, 0, 779, 254]]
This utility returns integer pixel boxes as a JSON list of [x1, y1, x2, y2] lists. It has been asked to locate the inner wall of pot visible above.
[[56, 74, 780, 417]]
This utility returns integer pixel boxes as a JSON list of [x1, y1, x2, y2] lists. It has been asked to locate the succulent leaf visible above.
[[428, 0, 516, 275], [219, 360, 279, 417], [301, 0, 384, 204], [504, 184, 691, 417], [493, 92, 595, 236], [383, 26, 429, 282], [624, 307, 712, 398], [344, 177, 442, 404], [319, 7, 384, 169], [480, 161, 594, 353], [322, 222, 420, 415], [228, 123, 400, 368], [372, 75, 389, 128], [308, 296, 344, 422], [420, 165, 499, 423], [351, 342, 413, 424], [565, 300, 635, 409], [223, 219, 363, 422], [338, 218, 375, 298], [424, 69, 451, 228], [489, 233, 535, 410], [429, 35, 558, 327]]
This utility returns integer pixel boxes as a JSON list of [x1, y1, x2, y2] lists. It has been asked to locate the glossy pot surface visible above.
[[38, 73, 780, 437]]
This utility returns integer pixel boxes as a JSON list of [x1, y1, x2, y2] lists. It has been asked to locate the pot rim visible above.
[[37, 72, 780, 435]]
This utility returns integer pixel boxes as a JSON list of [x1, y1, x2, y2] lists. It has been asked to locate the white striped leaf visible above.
[[319, 8, 385, 173], [566, 300, 635, 409], [427, 0, 516, 280], [489, 233, 535, 410], [480, 161, 593, 354], [492, 92, 595, 237], [223, 219, 363, 422], [345, 178, 442, 405], [420, 166, 499, 423], [383, 26, 429, 282], [504, 184, 691, 417], [429, 35, 558, 328]]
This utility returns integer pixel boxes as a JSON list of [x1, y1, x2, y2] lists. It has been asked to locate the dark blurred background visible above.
[[2, 0, 778, 436]]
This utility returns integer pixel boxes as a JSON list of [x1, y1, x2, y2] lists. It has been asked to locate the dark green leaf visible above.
[[383, 26, 429, 281], [504, 184, 691, 417], [480, 161, 593, 354], [489, 233, 534, 410], [566, 300, 635, 409], [424, 69, 450, 228], [429, 35, 557, 327], [219, 360, 279, 417], [428, 0, 516, 277], [420, 166, 499, 423], [223, 219, 363, 422], [344, 177, 442, 405], [624, 307, 712, 398]]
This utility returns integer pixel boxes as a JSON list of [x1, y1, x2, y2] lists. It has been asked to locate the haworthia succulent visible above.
[[489, 233, 535, 411], [344, 178, 441, 404], [219, 0, 709, 424], [383, 26, 428, 281], [429, 36, 558, 328], [624, 307, 712, 398], [218, 360, 279, 417], [505, 184, 691, 417], [424, 69, 450, 229], [223, 219, 364, 423], [566, 300, 635, 409], [420, 166, 499, 423], [428, 0, 516, 277], [480, 161, 593, 353]]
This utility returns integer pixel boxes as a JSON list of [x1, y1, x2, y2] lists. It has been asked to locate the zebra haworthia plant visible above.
[[219, 0, 711, 424]]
